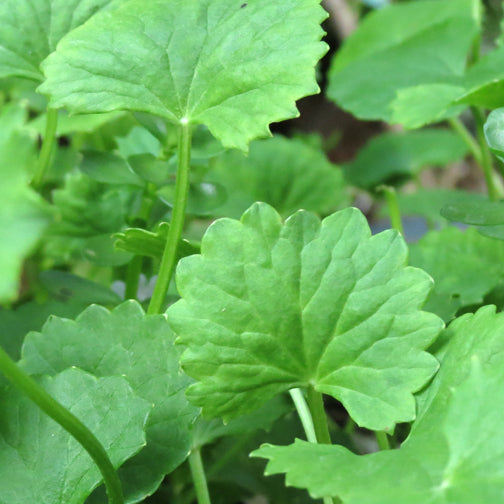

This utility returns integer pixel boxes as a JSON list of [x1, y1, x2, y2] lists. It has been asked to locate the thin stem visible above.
[[125, 256, 143, 299], [289, 388, 317, 443], [379, 186, 403, 234], [375, 431, 391, 451], [188, 448, 212, 504], [448, 117, 483, 166], [0, 345, 123, 504], [32, 108, 59, 190], [148, 121, 192, 314], [471, 106, 501, 201], [306, 386, 332, 445]]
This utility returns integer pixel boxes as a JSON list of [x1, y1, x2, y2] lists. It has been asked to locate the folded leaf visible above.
[[168, 203, 442, 431]]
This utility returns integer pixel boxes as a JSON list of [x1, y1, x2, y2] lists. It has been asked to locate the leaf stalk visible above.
[[0, 345, 123, 504], [188, 448, 212, 504], [32, 107, 59, 190]]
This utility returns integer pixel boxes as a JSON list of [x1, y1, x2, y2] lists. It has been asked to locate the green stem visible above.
[[289, 388, 317, 443], [147, 122, 192, 314], [448, 117, 483, 166], [375, 431, 391, 451], [379, 186, 403, 234], [306, 386, 331, 445], [471, 106, 501, 201], [0, 345, 123, 504], [32, 108, 59, 190], [125, 256, 143, 299], [188, 448, 212, 504]]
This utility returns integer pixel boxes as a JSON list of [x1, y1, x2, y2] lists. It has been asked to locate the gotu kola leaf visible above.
[[254, 306, 504, 504], [0, 367, 150, 504], [167, 203, 443, 432], [0, 0, 124, 81], [19, 301, 199, 503], [38, 0, 328, 151]]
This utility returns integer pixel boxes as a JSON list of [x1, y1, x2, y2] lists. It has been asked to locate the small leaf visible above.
[[209, 135, 348, 218], [0, 0, 124, 80], [39, 0, 328, 151], [0, 368, 150, 504], [254, 307, 504, 504], [80, 150, 144, 186], [20, 300, 199, 502], [441, 198, 504, 226], [343, 129, 468, 189], [327, 0, 478, 122], [484, 107, 504, 159], [168, 203, 442, 431]]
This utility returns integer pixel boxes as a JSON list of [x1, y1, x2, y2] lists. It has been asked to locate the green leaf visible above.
[[0, 0, 124, 81], [114, 223, 200, 260], [168, 203, 442, 431], [80, 150, 144, 186], [484, 107, 504, 159], [254, 306, 504, 504], [39, 0, 328, 151], [0, 126, 51, 302], [0, 367, 150, 504], [327, 0, 478, 122], [19, 300, 199, 502], [441, 198, 504, 226], [409, 227, 504, 321], [208, 135, 348, 218], [343, 129, 468, 190]]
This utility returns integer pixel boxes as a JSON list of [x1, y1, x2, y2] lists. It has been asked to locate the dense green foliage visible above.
[[2, 0, 504, 503]]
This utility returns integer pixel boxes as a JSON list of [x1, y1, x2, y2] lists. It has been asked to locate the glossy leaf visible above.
[[20, 301, 199, 502], [168, 203, 442, 431], [254, 307, 504, 504], [409, 227, 504, 321], [327, 0, 478, 122], [0, 0, 123, 80], [484, 107, 504, 159], [0, 126, 51, 302], [209, 135, 348, 218], [0, 367, 150, 504], [343, 129, 468, 190], [39, 0, 328, 151]]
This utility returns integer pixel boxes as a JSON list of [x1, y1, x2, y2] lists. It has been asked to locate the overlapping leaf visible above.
[[39, 0, 328, 150], [20, 301, 199, 503], [168, 203, 442, 431], [208, 135, 348, 218], [409, 227, 504, 320], [0, 0, 124, 80], [327, 0, 479, 123], [255, 306, 504, 504], [0, 368, 150, 504]]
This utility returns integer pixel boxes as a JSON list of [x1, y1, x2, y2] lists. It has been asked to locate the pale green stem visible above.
[[306, 386, 331, 445], [379, 186, 403, 234], [448, 117, 483, 166], [32, 108, 58, 190], [375, 431, 391, 451], [125, 256, 143, 300], [289, 388, 317, 443], [147, 122, 192, 314], [471, 106, 502, 201], [0, 345, 123, 504], [188, 448, 212, 504]]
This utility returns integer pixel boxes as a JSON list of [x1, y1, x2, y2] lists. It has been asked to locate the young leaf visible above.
[[0, 367, 150, 504], [343, 129, 468, 190], [254, 307, 504, 503], [208, 135, 349, 218], [0, 0, 124, 81], [19, 301, 199, 502], [327, 0, 478, 122], [484, 107, 504, 159], [39, 0, 328, 151], [168, 203, 442, 431], [409, 227, 504, 321]]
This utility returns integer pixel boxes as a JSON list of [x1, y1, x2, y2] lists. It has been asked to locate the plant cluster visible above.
[[2, 0, 504, 503]]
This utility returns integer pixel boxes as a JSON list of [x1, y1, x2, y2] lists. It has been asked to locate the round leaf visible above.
[[168, 203, 442, 431]]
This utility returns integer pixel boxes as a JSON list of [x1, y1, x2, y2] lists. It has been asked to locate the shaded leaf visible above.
[[20, 301, 199, 503], [168, 203, 442, 431], [39, 0, 328, 151], [0, 368, 150, 504], [80, 150, 144, 186], [441, 198, 504, 226]]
